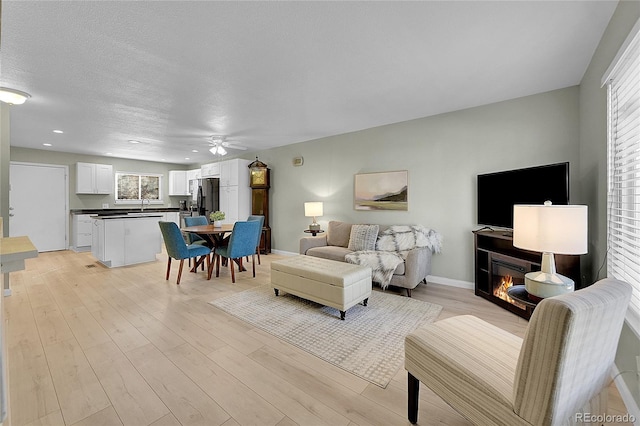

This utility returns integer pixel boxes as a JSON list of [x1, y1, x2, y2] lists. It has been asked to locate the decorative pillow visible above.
[[348, 224, 380, 251], [327, 221, 353, 247]]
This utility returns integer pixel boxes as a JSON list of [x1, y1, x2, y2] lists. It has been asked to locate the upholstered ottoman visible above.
[[270, 255, 372, 320]]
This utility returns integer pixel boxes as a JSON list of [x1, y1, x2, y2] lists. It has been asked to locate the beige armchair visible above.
[[405, 278, 632, 425]]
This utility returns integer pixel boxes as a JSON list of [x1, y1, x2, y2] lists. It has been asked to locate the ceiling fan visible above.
[[208, 135, 247, 156]]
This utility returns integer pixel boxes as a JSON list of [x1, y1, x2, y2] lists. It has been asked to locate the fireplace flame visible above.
[[494, 275, 525, 309], [495, 275, 513, 300]]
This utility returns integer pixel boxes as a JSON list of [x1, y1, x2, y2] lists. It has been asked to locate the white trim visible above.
[[611, 364, 640, 425], [427, 275, 474, 289], [271, 249, 298, 256], [271, 252, 475, 289], [627, 310, 640, 341], [602, 17, 640, 86]]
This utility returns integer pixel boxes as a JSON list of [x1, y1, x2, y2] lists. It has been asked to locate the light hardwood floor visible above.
[[4, 250, 632, 426]]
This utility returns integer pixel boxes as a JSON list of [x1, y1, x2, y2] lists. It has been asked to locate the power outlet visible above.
[[102, 203, 109, 209]]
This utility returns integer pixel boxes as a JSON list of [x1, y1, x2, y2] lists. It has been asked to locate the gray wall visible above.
[[250, 86, 580, 284], [10, 148, 190, 210], [578, 0, 640, 410]]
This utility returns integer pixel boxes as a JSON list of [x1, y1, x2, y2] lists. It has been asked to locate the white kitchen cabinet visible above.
[[92, 215, 162, 268], [91, 219, 104, 261], [95, 164, 113, 194], [219, 158, 248, 187], [76, 162, 113, 194], [219, 186, 238, 224], [186, 168, 201, 183], [201, 162, 220, 178], [168, 170, 189, 196], [163, 212, 180, 226], [218, 159, 251, 224], [220, 161, 233, 187], [72, 214, 93, 252]]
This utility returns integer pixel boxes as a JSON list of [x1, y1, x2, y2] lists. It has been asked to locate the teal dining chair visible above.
[[159, 221, 212, 285], [183, 215, 209, 245], [214, 220, 261, 283], [184, 215, 210, 269], [247, 215, 265, 264]]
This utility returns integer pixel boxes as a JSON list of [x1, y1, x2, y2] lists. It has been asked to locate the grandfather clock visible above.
[[248, 157, 271, 254]]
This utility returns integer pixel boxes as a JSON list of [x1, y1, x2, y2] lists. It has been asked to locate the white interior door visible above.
[[10, 162, 68, 252]]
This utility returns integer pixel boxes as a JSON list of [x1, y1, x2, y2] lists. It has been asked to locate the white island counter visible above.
[[91, 213, 163, 268]]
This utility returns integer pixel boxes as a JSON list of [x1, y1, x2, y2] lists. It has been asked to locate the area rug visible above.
[[209, 286, 442, 387]]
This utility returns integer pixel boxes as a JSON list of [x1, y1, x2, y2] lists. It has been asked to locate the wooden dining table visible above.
[[181, 223, 245, 273], [182, 223, 234, 248]]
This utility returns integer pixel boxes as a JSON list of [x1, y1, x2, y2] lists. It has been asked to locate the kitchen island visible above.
[[91, 213, 163, 268]]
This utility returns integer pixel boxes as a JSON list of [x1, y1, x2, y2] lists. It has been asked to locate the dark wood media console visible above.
[[473, 230, 581, 319]]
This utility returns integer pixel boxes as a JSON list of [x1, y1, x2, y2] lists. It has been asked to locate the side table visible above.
[[507, 285, 540, 309], [304, 229, 325, 237]]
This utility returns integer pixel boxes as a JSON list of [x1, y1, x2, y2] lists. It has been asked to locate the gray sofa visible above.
[[299, 221, 433, 297]]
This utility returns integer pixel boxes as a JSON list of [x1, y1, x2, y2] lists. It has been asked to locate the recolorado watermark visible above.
[[575, 413, 636, 423]]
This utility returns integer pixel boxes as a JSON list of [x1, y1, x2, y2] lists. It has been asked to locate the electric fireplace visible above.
[[490, 255, 529, 314], [473, 230, 581, 320]]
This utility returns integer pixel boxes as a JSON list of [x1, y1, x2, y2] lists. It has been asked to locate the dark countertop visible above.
[[92, 213, 165, 220], [71, 208, 181, 215]]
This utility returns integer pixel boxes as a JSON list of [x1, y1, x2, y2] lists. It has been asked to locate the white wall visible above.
[[250, 86, 580, 284]]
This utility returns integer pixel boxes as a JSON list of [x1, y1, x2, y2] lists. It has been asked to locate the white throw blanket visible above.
[[345, 225, 442, 289]]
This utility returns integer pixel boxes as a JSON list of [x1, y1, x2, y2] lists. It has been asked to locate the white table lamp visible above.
[[304, 202, 323, 231], [513, 201, 587, 300]]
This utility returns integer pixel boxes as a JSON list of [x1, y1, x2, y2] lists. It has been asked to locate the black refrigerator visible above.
[[197, 178, 220, 221]]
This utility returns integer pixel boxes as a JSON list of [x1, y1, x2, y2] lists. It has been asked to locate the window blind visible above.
[[605, 20, 640, 333]]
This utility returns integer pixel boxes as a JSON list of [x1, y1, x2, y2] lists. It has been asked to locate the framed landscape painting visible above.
[[354, 170, 408, 211]]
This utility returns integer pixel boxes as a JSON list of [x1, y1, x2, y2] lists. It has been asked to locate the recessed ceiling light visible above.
[[192, 150, 198, 153], [128, 139, 140, 144], [52, 129, 64, 134], [106, 152, 113, 155], [185, 157, 190, 160], [43, 143, 52, 147]]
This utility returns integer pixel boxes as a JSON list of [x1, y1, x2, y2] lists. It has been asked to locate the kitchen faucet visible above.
[[141, 197, 149, 211]]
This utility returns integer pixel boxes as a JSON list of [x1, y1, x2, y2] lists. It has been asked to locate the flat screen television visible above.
[[477, 162, 569, 229]]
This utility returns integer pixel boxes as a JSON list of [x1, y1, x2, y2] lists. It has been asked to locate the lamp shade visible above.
[[513, 204, 588, 255], [304, 202, 323, 217]]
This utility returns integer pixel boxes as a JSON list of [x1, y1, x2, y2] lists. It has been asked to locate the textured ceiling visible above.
[[1, 1, 617, 165]]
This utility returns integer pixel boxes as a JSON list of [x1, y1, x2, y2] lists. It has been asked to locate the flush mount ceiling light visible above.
[[0, 87, 31, 105]]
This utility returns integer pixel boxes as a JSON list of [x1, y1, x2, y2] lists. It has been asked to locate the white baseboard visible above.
[[611, 364, 640, 425], [269, 252, 475, 290], [271, 249, 298, 256], [427, 275, 474, 290]]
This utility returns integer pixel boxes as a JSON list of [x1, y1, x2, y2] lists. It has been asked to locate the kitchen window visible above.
[[603, 18, 640, 333], [115, 172, 163, 204]]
